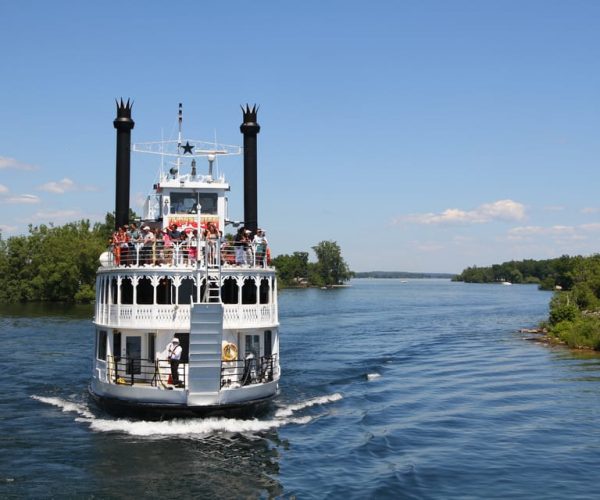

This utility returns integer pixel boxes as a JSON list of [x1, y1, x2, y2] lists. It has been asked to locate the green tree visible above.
[[311, 240, 352, 287], [272, 252, 309, 287]]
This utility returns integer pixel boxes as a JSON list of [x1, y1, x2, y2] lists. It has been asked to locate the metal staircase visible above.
[[202, 240, 221, 303], [187, 240, 223, 406]]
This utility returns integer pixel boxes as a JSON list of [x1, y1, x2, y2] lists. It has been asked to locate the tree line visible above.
[[0, 216, 352, 303], [453, 255, 583, 290]]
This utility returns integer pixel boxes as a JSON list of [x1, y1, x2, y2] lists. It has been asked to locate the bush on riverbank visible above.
[[545, 254, 600, 350]]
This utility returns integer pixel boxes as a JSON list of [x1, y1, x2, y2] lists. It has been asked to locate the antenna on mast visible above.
[[177, 103, 183, 175], [178, 103, 183, 149]]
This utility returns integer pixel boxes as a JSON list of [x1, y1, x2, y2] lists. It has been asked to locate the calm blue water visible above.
[[2, 279, 600, 499]]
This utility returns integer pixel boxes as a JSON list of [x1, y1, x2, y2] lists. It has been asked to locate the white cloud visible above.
[[32, 209, 81, 220], [396, 199, 526, 225], [37, 177, 97, 194], [38, 178, 75, 193], [0, 156, 36, 170], [0, 184, 8, 194], [0, 224, 17, 233], [4, 194, 41, 204]]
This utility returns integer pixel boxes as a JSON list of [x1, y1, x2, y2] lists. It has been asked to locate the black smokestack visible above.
[[113, 98, 135, 230], [240, 104, 260, 234]]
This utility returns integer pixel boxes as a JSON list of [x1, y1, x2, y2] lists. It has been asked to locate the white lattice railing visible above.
[[96, 303, 277, 329]]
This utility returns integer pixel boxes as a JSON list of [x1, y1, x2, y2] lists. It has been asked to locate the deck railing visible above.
[[221, 355, 277, 388], [108, 241, 270, 269], [107, 354, 277, 389], [97, 303, 277, 328]]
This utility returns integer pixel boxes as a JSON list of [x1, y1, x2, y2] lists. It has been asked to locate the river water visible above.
[[2, 279, 600, 499]]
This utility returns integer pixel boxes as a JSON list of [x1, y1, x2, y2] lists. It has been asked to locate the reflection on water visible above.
[[0, 301, 93, 319]]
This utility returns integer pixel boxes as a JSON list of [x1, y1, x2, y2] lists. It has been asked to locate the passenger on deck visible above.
[[162, 228, 173, 265], [167, 337, 183, 387], [141, 226, 155, 265], [112, 226, 129, 266], [252, 228, 268, 266], [129, 223, 141, 265], [204, 221, 220, 265], [188, 229, 198, 263], [234, 227, 249, 265]]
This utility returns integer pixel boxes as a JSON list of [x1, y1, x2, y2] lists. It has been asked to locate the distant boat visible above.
[[501, 281, 512, 286]]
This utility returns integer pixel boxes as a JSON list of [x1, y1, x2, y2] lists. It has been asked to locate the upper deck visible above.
[[97, 238, 277, 330]]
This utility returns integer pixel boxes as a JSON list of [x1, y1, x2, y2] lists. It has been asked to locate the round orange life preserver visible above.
[[222, 342, 238, 361]]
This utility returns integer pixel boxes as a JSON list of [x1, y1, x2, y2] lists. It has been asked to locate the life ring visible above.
[[222, 342, 238, 361]]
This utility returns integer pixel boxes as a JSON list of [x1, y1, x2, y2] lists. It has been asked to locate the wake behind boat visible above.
[[89, 101, 280, 418]]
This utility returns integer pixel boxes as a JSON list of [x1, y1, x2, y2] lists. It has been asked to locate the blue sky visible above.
[[1, 1, 599, 273]]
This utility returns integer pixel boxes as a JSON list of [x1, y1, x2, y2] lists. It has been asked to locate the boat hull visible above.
[[88, 384, 278, 420]]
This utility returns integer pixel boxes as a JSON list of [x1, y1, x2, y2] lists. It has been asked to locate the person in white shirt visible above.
[[167, 337, 183, 387], [252, 229, 268, 266]]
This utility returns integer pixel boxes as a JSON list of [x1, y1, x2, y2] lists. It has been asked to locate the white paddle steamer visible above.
[[89, 102, 280, 417]]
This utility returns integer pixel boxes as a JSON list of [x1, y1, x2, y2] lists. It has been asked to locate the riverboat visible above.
[[89, 101, 280, 418]]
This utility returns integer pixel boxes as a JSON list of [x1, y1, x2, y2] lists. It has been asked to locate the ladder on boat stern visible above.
[[187, 243, 224, 406]]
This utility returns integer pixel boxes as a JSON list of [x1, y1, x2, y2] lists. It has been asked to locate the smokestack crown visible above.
[[114, 98, 135, 130], [240, 104, 260, 134]]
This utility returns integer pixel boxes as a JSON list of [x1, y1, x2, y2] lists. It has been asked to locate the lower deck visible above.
[[92, 302, 280, 411]]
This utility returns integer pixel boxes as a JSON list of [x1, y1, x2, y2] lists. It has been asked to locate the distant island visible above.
[[353, 271, 456, 279]]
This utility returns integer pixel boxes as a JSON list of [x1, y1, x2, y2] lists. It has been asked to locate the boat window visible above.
[[170, 192, 218, 215], [137, 277, 153, 305], [121, 278, 133, 304], [242, 278, 256, 304], [113, 331, 121, 361], [178, 277, 196, 304], [259, 278, 270, 304], [221, 277, 238, 304], [147, 333, 156, 362], [157, 277, 174, 304], [111, 278, 118, 305], [264, 330, 272, 358], [126, 337, 142, 375], [97, 330, 107, 361], [245, 334, 260, 358]]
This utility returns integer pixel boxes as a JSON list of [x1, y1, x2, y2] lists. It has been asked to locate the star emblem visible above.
[[181, 141, 194, 154]]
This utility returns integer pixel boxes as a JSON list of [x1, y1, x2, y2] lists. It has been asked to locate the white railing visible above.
[[96, 303, 277, 329], [105, 241, 270, 269]]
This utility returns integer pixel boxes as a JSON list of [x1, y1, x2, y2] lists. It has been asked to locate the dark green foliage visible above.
[[454, 255, 582, 289], [0, 212, 133, 303], [548, 293, 579, 325], [310, 241, 352, 287], [271, 252, 309, 287], [273, 241, 352, 288], [544, 254, 600, 350]]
